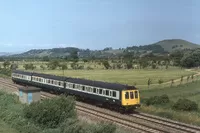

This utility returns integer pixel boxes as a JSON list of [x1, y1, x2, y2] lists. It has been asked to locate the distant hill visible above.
[[4, 39, 200, 59], [151, 39, 200, 52], [0, 52, 14, 56]]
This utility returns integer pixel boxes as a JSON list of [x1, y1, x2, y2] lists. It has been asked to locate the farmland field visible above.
[[31, 68, 195, 87]]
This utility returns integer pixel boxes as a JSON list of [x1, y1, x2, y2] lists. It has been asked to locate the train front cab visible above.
[[121, 90, 140, 110]]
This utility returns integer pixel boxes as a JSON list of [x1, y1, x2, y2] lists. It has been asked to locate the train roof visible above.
[[12, 70, 32, 75], [66, 78, 136, 91], [12, 70, 137, 91], [32, 72, 66, 81]]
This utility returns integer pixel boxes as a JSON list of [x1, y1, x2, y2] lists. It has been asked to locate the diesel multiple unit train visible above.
[[11, 70, 140, 112]]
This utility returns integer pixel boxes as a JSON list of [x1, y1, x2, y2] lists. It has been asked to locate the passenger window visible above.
[[99, 89, 102, 94], [77, 85, 80, 89], [135, 91, 138, 98], [103, 90, 106, 95], [113, 91, 116, 97], [82, 86, 85, 91], [110, 91, 112, 96], [125, 92, 129, 99], [130, 92, 134, 99], [93, 88, 96, 93], [106, 90, 109, 96]]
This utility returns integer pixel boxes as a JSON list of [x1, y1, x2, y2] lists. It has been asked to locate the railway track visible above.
[[0, 78, 200, 133]]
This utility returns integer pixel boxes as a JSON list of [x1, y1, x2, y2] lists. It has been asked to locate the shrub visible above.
[[23, 96, 76, 128], [158, 79, 164, 84], [172, 99, 198, 111], [85, 122, 116, 133], [145, 94, 170, 106], [87, 66, 94, 70], [102, 60, 110, 69], [0, 68, 11, 76]]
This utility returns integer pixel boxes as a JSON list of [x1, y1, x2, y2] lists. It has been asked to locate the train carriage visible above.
[[31, 72, 66, 93], [12, 70, 32, 85], [11, 70, 140, 112]]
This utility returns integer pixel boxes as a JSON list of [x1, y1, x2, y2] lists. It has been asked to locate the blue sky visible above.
[[0, 0, 199, 52]]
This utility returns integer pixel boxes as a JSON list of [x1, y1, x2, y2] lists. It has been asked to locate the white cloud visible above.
[[1, 43, 13, 47]]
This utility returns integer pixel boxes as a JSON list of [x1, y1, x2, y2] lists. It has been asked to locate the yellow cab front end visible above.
[[121, 90, 140, 111]]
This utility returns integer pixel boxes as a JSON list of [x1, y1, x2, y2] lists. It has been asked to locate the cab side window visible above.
[[125, 92, 129, 99], [135, 91, 138, 98]]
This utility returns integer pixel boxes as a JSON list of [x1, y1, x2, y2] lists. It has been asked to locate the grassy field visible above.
[[30, 68, 195, 88], [138, 81, 200, 126]]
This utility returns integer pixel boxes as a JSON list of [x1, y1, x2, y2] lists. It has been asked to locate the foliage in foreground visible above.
[[0, 91, 117, 133], [24, 96, 76, 128], [0, 68, 11, 77]]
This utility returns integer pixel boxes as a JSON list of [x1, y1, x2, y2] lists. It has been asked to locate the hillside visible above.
[[151, 39, 200, 52], [4, 39, 200, 58]]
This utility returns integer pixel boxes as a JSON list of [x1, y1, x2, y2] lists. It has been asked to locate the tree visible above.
[[139, 59, 148, 69], [170, 50, 184, 66], [70, 50, 79, 62], [158, 79, 164, 84], [40, 65, 45, 70], [147, 78, 152, 89], [151, 63, 157, 69], [3, 60, 10, 69], [60, 64, 68, 75], [180, 49, 200, 68], [102, 60, 110, 69], [165, 63, 169, 69], [10, 63, 18, 70], [180, 76, 183, 84], [187, 76, 190, 83], [191, 74, 194, 82], [125, 60, 133, 69], [47, 60, 60, 70], [42, 56, 50, 62], [23, 63, 36, 70]]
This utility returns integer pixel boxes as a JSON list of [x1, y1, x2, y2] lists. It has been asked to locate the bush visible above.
[[158, 79, 164, 84], [85, 122, 116, 133], [24, 96, 76, 128], [87, 66, 94, 70], [0, 68, 11, 76], [0, 92, 40, 133], [0, 91, 117, 133], [145, 94, 170, 106], [172, 99, 198, 111]]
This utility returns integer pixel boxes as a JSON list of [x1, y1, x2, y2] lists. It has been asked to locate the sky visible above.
[[0, 0, 200, 52]]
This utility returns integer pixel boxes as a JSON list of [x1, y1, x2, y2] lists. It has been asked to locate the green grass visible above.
[[140, 81, 200, 102], [138, 81, 200, 126], [31, 68, 194, 87], [0, 120, 18, 133]]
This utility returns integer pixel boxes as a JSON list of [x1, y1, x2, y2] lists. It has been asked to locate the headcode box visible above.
[[18, 87, 41, 104]]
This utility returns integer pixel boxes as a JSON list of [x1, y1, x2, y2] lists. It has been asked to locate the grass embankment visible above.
[[138, 81, 200, 126], [0, 90, 125, 133]]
